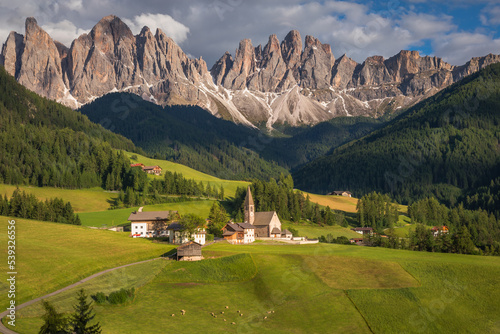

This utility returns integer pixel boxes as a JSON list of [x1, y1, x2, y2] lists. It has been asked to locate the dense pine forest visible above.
[[294, 64, 500, 215], [0, 66, 142, 189]]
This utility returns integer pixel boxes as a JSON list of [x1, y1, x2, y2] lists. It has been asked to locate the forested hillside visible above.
[[79, 93, 287, 181], [294, 64, 500, 210], [0, 66, 141, 188]]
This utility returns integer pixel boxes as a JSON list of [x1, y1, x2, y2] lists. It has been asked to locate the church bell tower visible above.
[[244, 186, 255, 224]]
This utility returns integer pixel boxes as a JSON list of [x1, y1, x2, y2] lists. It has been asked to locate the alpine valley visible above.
[[1, 10, 500, 334]]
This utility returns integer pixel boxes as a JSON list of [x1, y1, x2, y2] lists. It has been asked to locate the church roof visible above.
[[271, 227, 281, 234], [253, 212, 276, 226], [244, 186, 254, 207]]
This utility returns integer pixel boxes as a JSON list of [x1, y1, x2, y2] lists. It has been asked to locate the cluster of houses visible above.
[[221, 187, 293, 244], [328, 191, 352, 197], [130, 163, 162, 176], [128, 187, 297, 260]]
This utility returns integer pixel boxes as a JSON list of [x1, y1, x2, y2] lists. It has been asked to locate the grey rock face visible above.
[[2, 16, 500, 129]]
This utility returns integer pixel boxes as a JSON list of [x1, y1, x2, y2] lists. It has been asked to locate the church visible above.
[[244, 186, 283, 238]]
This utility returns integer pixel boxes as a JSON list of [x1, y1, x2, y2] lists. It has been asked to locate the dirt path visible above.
[[0, 258, 164, 334]]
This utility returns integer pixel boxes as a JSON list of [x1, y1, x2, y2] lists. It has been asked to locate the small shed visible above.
[[281, 229, 293, 239], [176, 241, 203, 261]]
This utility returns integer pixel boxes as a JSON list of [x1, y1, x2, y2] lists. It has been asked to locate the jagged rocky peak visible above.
[[281, 30, 302, 69]]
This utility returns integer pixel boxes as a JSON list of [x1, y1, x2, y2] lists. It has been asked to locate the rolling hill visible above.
[[3, 223, 500, 333]]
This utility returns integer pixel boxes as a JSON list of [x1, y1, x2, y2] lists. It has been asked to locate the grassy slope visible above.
[[304, 193, 359, 213], [6, 238, 500, 333], [124, 151, 249, 198], [282, 222, 362, 239], [0, 217, 175, 310], [0, 184, 116, 213], [4, 230, 500, 333]]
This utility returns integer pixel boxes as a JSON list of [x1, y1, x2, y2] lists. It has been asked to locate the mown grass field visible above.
[[78, 200, 216, 227], [304, 192, 359, 213], [6, 230, 500, 334], [0, 216, 174, 311], [123, 151, 249, 198], [0, 184, 116, 213]]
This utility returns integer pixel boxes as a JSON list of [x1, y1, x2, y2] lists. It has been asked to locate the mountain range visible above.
[[2, 15, 500, 129]]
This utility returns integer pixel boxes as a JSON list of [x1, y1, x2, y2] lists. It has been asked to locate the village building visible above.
[[431, 226, 449, 237], [350, 238, 364, 245], [222, 223, 255, 244], [176, 241, 203, 261], [281, 229, 293, 239], [244, 186, 282, 238], [328, 191, 352, 197], [142, 165, 162, 176], [130, 163, 145, 168], [351, 227, 374, 236], [166, 222, 206, 245], [128, 210, 176, 238]]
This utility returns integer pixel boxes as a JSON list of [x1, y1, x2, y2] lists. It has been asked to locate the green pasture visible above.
[[282, 221, 362, 239], [78, 200, 215, 227], [0, 216, 174, 310], [0, 184, 116, 213], [6, 237, 500, 333]]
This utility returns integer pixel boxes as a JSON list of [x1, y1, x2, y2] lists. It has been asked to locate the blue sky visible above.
[[1, 0, 500, 66]]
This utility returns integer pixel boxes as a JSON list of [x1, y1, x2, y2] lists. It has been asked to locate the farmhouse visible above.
[[351, 227, 374, 236], [167, 222, 206, 245], [431, 226, 449, 237], [176, 241, 203, 261], [328, 191, 352, 197], [222, 223, 255, 244], [244, 186, 282, 238], [142, 165, 162, 176], [128, 210, 177, 238]]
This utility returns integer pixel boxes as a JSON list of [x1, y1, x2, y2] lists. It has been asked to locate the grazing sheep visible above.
[[225, 306, 229, 309], [264, 316, 267, 320], [231, 322, 236, 325], [171, 314, 175, 317]]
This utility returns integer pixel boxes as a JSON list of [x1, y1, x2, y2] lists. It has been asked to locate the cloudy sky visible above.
[[1, 0, 500, 66]]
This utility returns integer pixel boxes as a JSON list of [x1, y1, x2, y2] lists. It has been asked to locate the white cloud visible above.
[[123, 13, 190, 44], [41, 19, 88, 46], [433, 32, 500, 64], [480, 6, 500, 25]]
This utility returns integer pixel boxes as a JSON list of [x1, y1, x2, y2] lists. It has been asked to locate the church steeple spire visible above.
[[244, 186, 255, 224]]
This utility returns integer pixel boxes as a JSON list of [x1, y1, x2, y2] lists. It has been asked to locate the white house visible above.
[[128, 211, 176, 238]]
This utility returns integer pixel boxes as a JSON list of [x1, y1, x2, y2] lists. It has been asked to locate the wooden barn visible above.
[[176, 241, 203, 261]]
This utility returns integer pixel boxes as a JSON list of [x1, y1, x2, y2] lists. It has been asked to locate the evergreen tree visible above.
[[207, 202, 228, 237], [39, 300, 69, 334], [69, 289, 102, 334]]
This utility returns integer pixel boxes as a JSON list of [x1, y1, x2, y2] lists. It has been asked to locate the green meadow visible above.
[[0, 217, 174, 311], [282, 221, 361, 239], [4, 223, 500, 333], [78, 200, 215, 227], [0, 184, 116, 213]]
